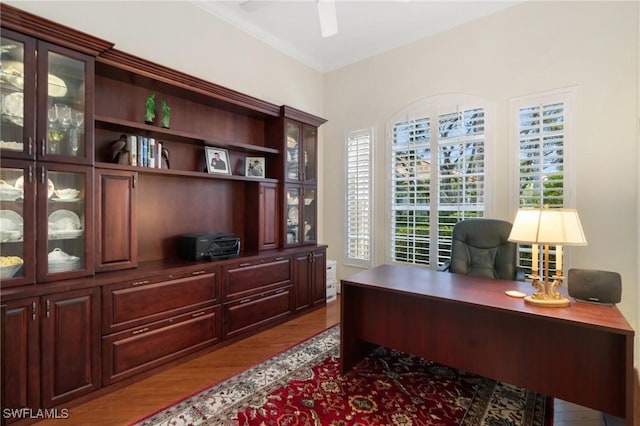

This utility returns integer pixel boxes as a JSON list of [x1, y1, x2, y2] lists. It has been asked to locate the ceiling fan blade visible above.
[[316, 0, 338, 38]]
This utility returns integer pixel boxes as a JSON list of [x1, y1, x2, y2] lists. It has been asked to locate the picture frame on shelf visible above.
[[205, 147, 231, 174], [245, 156, 265, 178]]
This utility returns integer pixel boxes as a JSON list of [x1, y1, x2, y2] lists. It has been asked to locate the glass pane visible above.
[[286, 122, 299, 180], [47, 170, 85, 274], [303, 126, 317, 182], [286, 187, 300, 245], [0, 36, 25, 151], [0, 167, 26, 279], [47, 51, 85, 157], [303, 188, 316, 243]]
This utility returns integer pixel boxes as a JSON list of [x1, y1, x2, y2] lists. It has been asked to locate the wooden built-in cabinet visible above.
[[3, 287, 100, 421], [0, 4, 328, 421]]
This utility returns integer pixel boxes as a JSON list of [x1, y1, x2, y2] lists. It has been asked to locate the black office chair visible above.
[[439, 218, 524, 281]]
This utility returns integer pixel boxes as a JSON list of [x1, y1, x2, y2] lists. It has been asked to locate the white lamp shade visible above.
[[509, 208, 588, 246]]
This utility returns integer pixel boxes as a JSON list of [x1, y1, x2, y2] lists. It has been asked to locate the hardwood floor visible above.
[[31, 295, 629, 425]]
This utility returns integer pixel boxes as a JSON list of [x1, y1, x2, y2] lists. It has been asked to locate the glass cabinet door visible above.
[[302, 126, 317, 184], [0, 161, 35, 287], [0, 29, 36, 159], [286, 121, 300, 181], [285, 186, 301, 246], [37, 163, 93, 281], [302, 187, 317, 244], [37, 42, 93, 164]]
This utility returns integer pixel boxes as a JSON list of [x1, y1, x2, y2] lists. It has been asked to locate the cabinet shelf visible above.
[[95, 161, 279, 184], [95, 115, 279, 155]]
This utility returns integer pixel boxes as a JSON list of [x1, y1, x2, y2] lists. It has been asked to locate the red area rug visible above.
[[133, 325, 552, 425]]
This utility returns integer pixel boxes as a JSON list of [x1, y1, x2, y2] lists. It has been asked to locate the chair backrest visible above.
[[449, 218, 519, 281]]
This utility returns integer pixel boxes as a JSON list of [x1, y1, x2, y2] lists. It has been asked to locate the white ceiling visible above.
[[192, 1, 523, 73]]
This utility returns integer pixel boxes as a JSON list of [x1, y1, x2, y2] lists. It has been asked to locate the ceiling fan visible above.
[[239, 0, 339, 38]]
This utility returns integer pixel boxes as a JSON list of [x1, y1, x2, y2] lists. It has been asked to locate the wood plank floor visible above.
[[31, 295, 629, 425]]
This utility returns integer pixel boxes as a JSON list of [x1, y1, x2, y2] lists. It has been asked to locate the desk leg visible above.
[[340, 283, 372, 374]]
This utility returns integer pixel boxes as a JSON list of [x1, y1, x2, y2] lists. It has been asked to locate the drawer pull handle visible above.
[[275, 288, 285, 294], [239, 262, 251, 267], [240, 298, 251, 304], [275, 257, 284, 261], [192, 270, 206, 276], [132, 327, 149, 335], [132, 280, 149, 286], [192, 311, 206, 318]]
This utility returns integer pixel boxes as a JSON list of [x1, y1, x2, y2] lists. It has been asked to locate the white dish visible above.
[[505, 290, 527, 298], [48, 209, 81, 231], [51, 197, 81, 203], [0, 180, 23, 201], [54, 188, 80, 200], [0, 229, 22, 241], [1, 92, 23, 126], [0, 210, 23, 232], [288, 207, 299, 225], [15, 176, 54, 198], [49, 229, 83, 239]]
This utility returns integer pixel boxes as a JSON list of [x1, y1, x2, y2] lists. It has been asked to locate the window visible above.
[[389, 95, 492, 268], [344, 128, 373, 267], [510, 87, 577, 274]]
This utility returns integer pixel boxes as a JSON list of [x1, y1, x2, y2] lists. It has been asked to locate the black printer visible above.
[[179, 233, 240, 261]]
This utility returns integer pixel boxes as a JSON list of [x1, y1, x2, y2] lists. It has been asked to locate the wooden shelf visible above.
[[95, 161, 279, 184], [96, 115, 280, 155]]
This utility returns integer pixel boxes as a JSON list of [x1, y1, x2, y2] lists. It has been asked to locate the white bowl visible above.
[[54, 188, 80, 200]]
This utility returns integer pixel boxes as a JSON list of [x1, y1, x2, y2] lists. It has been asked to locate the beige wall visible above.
[[9, 1, 639, 367], [324, 1, 639, 365]]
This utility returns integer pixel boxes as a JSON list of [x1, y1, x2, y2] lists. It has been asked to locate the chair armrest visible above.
[[437, 261, 451, 272]]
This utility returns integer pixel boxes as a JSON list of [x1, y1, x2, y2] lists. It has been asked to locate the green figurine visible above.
[[161, 100, 170, 128], [145, 93, 156, 124]]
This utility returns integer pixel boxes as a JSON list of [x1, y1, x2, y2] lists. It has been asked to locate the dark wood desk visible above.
[[340, 264, 635, 426]]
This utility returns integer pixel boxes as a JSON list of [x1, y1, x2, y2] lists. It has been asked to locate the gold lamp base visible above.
[[524, 295, 570, 308], [524, 276, 571, 308]]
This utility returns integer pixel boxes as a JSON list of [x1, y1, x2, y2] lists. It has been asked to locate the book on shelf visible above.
[[149, 138, 156, 168], [128, 135, 137, 166]]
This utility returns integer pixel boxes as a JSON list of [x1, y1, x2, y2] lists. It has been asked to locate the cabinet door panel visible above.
[[293, 252, 311, 312], [3, 297, 40, 413], [259, 183, 278, 249], [0, 29, 36, 160], [41, 288, 100, 408], [311, 249, 327, 305], [95, 169, 137, 272], [102, 306, 221, 385]]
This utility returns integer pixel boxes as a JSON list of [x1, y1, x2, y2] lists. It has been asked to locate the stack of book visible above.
[[127, 135, 163, 168]]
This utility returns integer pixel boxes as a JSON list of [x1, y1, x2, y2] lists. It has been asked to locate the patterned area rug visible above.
[[133, 326, 551, 426]]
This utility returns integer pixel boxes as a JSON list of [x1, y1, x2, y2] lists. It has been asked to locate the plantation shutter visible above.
[[345, 129, 372, 267], [513, 88, 576, 275], [436, 108, 486, 265]]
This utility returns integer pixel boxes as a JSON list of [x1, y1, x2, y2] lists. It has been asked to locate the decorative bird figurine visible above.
[[110, 134, 129, 165]]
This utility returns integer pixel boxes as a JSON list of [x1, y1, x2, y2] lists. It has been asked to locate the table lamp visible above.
[[508, 208, 587, 307]]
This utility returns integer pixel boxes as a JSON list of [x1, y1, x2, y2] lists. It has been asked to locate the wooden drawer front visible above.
[[223, 257, 290, 301], [103, 271, 219, 334], [102, 306, 221, 385], [223, 287, 292, 340]]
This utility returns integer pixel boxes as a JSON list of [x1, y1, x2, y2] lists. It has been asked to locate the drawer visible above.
[[102, 270, 220, 334], [102, 305, 221, 385], [223, 256, 290, 301], [223, 286, 292, 340]]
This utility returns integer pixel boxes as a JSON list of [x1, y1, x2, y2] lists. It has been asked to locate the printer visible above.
[[179, 233, 240, 261]]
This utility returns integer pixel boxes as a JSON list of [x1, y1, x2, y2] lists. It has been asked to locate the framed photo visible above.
[[205, 147, 231, 174], [245, 156, 265, 178]]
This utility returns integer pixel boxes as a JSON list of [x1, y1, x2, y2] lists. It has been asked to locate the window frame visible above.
[[386, 94, 495, 269], [344, 127, 374, 268], [509, 86, 578, 275]]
